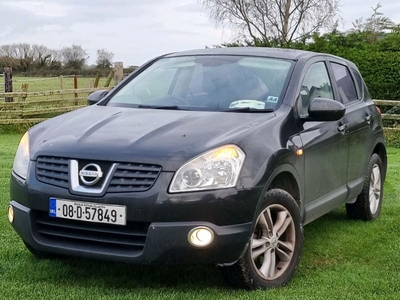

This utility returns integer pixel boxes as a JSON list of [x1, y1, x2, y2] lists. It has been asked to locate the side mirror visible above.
[[87, 90, 109, 105], [306, 98, 346, 121]]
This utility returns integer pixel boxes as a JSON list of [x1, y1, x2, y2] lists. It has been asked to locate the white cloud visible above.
[[3, 1, 69, 17]]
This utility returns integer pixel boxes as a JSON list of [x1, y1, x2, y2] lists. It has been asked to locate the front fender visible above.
[[250, 163, 304, 233]]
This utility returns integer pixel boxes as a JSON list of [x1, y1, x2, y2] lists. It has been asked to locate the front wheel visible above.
[[346, 153, 384, 221], [220, 189, 303, 289]]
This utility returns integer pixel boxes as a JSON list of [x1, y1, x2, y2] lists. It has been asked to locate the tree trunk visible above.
[[282, 0, 292, 45]]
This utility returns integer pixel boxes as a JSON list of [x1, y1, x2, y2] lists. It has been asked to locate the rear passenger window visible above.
[[331, 63, 358, 104]]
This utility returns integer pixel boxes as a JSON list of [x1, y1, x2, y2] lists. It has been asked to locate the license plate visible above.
[[49, 198, 126, 226]]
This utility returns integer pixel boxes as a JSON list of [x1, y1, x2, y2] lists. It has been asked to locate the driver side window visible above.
[[298, 62, 334, 116]]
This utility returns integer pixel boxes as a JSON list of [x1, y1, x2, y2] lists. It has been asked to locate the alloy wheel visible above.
[[369, 164, 381, 214], [251, 204, 296, 280]]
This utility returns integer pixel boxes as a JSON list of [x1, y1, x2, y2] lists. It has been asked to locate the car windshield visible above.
[[107, 55, 293, 111]]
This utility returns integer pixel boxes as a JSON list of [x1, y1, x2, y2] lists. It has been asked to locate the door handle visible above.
[[365, 115, 372, 124], [338, 124, 348, 134]]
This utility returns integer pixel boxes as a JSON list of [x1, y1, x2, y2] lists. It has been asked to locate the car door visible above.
[[328, 61, 372, 201], [295, 60, 349, 223]]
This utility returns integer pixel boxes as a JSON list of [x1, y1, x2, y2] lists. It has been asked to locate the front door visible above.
[[296, 61, 349, 223]]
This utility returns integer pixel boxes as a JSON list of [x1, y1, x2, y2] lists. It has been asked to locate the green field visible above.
[[0, 76, 114, 93], [1, 134, 400, 299]]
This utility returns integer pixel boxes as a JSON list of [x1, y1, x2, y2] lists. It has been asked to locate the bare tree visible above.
[[0, 45, 15, 68], [32, 44, 53, 67], [351, 3, 394, 34], [96, 49, 114, 69], [200, 0, 340, 46], [61, 44, 89, 69], [48, 50, 63, 69], [0, 43, 34, 70], [0, 43, 64, 70]]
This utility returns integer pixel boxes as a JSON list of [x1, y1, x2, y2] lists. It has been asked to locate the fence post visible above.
[[104, 70, 114, 87], [74, 75, 78, 105], [60, 75, 64, 100], [94, 74, 100, 88], [4, 67, 13, 102], [114, 62, 123, 85]]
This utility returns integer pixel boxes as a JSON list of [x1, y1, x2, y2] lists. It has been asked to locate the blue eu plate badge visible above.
[[49, 198, 57, 217]]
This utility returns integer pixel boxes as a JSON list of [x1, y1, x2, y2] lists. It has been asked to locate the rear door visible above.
[[328, 61, 372, 201]]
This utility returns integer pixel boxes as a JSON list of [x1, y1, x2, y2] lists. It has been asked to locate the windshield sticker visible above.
[[267, 96, 279, 103]]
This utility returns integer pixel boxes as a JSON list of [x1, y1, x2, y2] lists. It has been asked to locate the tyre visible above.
[[220, 189, 303, 289], [346, 153, 384, 221]]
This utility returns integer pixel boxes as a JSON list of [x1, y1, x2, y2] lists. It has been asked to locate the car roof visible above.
[[166, 47, 319, 61], [165, 47, 358, 70]]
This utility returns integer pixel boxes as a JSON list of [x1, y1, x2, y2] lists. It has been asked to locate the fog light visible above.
[[7, 205, 14, 224], [188, 226, 214, 247]]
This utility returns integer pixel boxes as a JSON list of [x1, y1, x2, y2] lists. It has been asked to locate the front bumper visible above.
[[10, 201, 252, 264], [9, 168, 261, 265]]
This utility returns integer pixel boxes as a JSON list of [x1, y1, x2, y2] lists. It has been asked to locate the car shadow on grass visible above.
[[24, 255, 227, 291]]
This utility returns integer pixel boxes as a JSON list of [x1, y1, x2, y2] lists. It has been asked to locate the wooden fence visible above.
[[0, 88, 112, 125], [0, 94, 400, 127], [374, 100, 400, 121]]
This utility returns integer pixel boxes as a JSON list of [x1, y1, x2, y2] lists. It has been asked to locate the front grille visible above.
[[107, 163, 162, 193], [36, 156, 162, 193], [34, 211, 150, 256], [36, 156, 69, 188]]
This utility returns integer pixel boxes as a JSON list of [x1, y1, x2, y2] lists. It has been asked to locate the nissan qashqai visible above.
[[9, 48, 386, 289]]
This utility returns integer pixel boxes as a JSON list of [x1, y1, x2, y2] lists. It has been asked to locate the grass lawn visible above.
[[1, 134, 400, 299]]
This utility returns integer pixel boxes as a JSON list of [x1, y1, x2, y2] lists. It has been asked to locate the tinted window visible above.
[[298, 62, 334, 116], [352, 69, 364, 99], [107, 56, 293, 111], [331, 63, 358, 104]]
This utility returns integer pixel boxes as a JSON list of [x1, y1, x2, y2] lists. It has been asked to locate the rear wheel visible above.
[[346, 153, 383, 221], [220, 189, 303, 289]]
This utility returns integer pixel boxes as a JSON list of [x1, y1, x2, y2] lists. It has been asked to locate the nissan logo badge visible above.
[[79, 164, 103, 186]]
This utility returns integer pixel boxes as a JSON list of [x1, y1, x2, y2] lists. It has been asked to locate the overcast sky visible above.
[[0, 0, 399, 67]]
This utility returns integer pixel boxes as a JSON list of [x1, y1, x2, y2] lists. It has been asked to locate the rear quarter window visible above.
[[351, 69, 364, 100]]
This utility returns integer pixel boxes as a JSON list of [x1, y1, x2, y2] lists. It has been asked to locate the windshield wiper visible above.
[[223, 107, 274, 113], [137, 105, 182, 110]]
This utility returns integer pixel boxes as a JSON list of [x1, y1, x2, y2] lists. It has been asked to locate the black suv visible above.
[[9, 48, 386, 289]]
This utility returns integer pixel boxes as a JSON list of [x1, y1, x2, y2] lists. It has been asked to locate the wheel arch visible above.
[[254, 164, 304, 226], [236, 165, 304, 271], [372, 140, 387, 180]]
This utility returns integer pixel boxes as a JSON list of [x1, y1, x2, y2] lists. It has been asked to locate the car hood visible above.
[[29, 106, 275, 171]]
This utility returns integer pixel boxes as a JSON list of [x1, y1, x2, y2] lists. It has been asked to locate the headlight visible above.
[[13, 132, 30, 180], [169, 145, 245, 193]]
